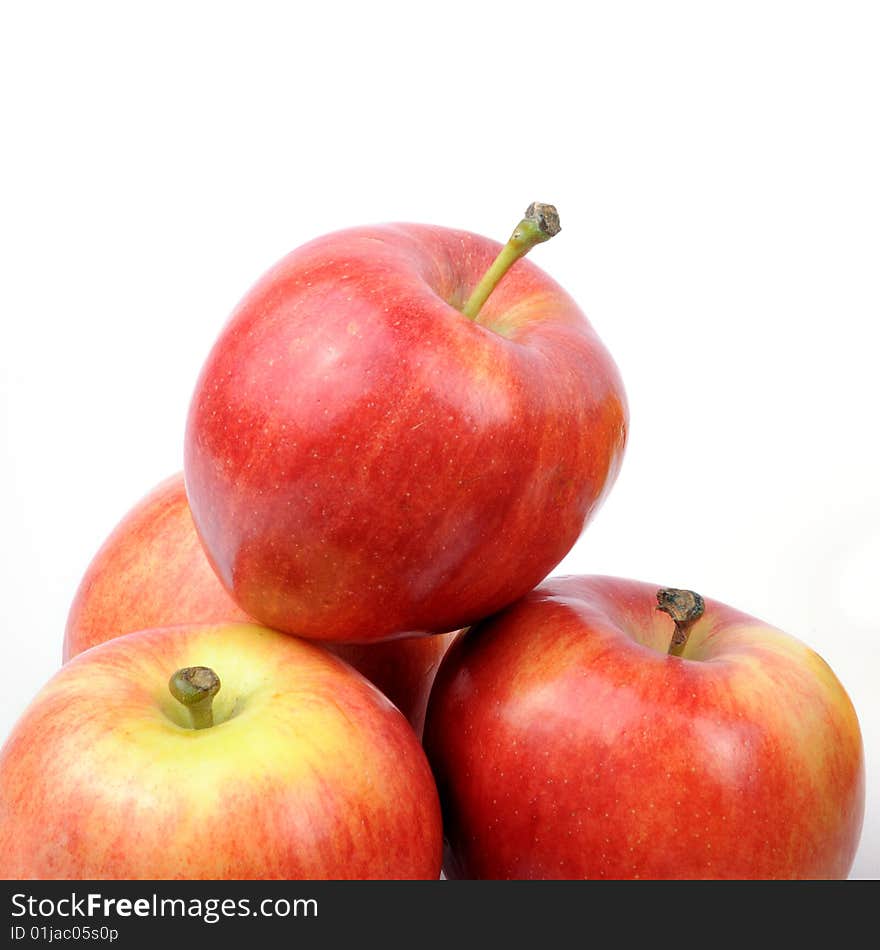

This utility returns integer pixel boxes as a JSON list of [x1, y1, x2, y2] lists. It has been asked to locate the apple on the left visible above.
[[0, 622, 443, 879]]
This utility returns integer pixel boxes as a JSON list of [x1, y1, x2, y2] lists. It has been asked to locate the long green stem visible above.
[[461, 202, 561, 320], [169, 666, 221, 729], [656, 588, 705, 658]]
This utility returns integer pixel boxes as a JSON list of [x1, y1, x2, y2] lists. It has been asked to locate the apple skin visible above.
[[423, 575, 865, 880], [0, 622, 443, 879], [184, 223, 627, 642], [63, 473, 456, 735]]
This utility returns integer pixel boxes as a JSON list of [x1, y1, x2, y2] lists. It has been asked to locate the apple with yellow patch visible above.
[[0, 623, 443, 879]]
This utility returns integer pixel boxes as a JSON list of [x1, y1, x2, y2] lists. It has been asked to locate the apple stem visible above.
[[461, 202, 561, 320], [656, 588, 705, 658], [168, 666, 221, 730]]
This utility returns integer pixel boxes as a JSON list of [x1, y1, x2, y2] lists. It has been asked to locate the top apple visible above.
[[184, 205, 628, 642]]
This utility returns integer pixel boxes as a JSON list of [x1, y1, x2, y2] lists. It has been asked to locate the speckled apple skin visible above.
[[63, 473, 456, 734], [1, 624, 443, 879], [184, 223, 628, 642], [424, 575, 865, 880]]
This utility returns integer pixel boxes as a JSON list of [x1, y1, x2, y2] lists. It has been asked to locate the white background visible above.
[[1, 2, 878, 878]]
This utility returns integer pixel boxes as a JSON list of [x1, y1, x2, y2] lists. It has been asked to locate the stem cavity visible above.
[[461, 202, 561, 320], [169, 666, 221, 729], [656, 588, 705, 658]]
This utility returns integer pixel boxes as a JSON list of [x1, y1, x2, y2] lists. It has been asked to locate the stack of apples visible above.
[[0, 205, 864, 880]]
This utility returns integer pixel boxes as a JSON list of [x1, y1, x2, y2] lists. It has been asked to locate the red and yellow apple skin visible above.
[[63, 473, 456, 735], [184, 223, 627, 643], [0, 623, 443, 880], [63, 473, 252, 654], [423, 575, 865, 880]]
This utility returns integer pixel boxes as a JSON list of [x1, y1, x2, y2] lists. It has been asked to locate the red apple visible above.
[[184, 205, 627, 642], [0, 622, 443, 879], [63, 473, 456, 734], [423, 575, 865, 879]]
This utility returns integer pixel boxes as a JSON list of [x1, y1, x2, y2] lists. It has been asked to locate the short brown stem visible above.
[[169, 666, 221, 729], [656, 588, 705, 658]]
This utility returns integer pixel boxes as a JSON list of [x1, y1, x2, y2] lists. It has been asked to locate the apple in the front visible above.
[[184, 205, 627, 642], [423, 575, 865, 879], [63, 472, 456, 735], [0, 623, 443, 879]]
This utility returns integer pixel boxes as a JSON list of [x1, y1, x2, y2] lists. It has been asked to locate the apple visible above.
[[64, 473, 251, 654], [184, 204, 628, 642], [0, 622, 443, 879], [63, 472, 456, 734], [423, 575, 865, 879]]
